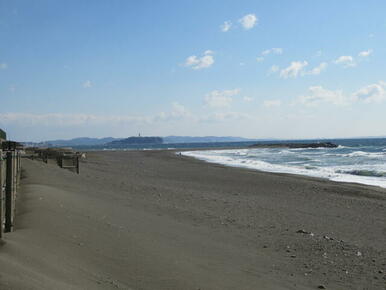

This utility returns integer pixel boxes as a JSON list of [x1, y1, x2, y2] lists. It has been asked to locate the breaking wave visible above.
[[181, 144, 386, 188]]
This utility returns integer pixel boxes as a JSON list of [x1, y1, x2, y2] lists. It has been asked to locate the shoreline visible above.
[[0, 150, 385, 289], [176, 150, 386, 198], [97, 147, 386, 193]]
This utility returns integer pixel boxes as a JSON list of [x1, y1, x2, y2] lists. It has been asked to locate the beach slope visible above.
[[0, 150, 385, 289]]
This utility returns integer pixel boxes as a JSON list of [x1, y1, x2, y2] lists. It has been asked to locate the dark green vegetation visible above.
[[108, 136, 163, 146], [0, 129, 6, 141]]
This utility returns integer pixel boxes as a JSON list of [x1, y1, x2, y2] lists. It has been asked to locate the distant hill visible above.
[[22, 136, 262, 148], [163, 136, 257, 143], [107, 136, 163, 146]]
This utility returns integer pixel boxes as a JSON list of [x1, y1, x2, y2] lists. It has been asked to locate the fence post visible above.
[[17, 152, 21, 185], [5, 151, 14, 232], [13, 152, 18, 194], [76, 156, 79, 174], [0, 150, 4, 238]]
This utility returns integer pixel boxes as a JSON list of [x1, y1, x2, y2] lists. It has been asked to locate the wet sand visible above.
[[0, 150, 385, 289]]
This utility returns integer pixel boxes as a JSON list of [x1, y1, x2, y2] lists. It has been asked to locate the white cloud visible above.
[[184, 51, 214, 70], [358, 49, 373, 57], [306, 62, 328, 75], [280, 61, 308, 79], [220, 21, 232, 32], [82, 80, 93, 88], [171, 102, 190, 118], [156, 102, 252, 124], [0, 63, 7, 69], [243, 96, 254, 102], [334, 55, 356, 67], [156, 102, 192, 121], [271, 61, 326, 78], [259, 48, 283, 63], [262, 48, 283, 55], [261, 49, 270, 56], [296, 86, 351, 106], [296, 82, 386, 107], [1, 104, 192, 128], [0, 113, 151, 127], [204, 89, 240, 108], [353, 81, 386, 103], [263, 99, 282, 107], [0, 101, 256, 131], [239, 14, 257, 30], [200, 111, 251, 123], [268, 65, 280, 75], [271, 48, 283, 54]]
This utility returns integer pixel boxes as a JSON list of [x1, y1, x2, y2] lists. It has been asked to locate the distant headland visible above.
[[108, 136, 163, 146], [22, 136, 259, 148]]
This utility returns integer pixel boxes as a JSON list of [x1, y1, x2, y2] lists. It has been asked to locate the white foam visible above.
[[344, 151, 385, 158], [180, 150, 386, 188], [337, 145, 348, 149]]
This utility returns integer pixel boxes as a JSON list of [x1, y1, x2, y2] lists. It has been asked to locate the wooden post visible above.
[[76, 156, 79, 174], [17, 152, 21, 184], [13, 152, 18, 194], [0, 150, 4, 238], [5, 151, 14, 232]]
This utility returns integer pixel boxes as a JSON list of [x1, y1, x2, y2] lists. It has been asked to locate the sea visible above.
[[85, 137, 386, 188], [178, 138, 386, 189]]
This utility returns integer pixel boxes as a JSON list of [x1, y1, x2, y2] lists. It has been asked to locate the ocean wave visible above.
[[337, 145, 349, 149], [305, 165, 317, 170], [180, 150, 386, 188], [343, 151, 385, 158], [337, 170, 386, 177]]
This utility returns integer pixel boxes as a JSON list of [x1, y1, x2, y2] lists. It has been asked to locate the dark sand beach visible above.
[[0, 150, 385, 289]]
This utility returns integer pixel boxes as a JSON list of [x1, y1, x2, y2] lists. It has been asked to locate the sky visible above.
[[1, 0, 386, 142]]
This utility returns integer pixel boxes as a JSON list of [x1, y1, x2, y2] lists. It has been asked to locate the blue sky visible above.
[[1, 0, 386, 141]]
